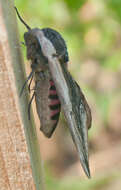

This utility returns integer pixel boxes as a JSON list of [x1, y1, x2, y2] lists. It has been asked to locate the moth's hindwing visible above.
[[35, 71, 61, 138]]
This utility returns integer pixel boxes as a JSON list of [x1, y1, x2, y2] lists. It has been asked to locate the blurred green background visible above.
[[15, 0, 121, 189]]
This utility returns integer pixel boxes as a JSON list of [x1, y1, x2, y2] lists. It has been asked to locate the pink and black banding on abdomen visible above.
[[49, 80, 61, 123]]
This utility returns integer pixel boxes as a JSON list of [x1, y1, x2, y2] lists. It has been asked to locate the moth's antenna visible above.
[[14, 7, 31, 30]]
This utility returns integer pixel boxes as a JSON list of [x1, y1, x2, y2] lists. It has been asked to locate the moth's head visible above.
[[24, 30, 38, 60], [24, 29, 49, 71]]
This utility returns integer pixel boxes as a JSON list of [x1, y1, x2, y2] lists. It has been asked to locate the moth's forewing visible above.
[[46, 56, 91, 177]]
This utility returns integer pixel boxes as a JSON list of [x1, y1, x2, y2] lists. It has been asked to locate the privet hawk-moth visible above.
[[15, 7, 92, 178]]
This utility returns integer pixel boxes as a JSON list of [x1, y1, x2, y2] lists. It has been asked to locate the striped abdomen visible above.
[[35, 71, 61, 138], [49, 79, 61, 125]]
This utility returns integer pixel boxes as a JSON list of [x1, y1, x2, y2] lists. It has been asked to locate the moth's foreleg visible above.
[[28, 92, 35, 120], [20, 70, 34, 96], [28, 74, 34, 92]]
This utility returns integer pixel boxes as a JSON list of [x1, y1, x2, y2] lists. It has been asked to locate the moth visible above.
[[15, 7, 92, 178]]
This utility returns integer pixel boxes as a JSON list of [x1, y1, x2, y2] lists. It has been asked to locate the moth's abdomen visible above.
[[35, 72, 61, 138], [49, 79, 61, 122]]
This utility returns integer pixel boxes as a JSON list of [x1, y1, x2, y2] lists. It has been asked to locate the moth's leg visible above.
[[28, 74, 34, 92], [28, 71, 46, 120], [20, 70, 34, 96], [28, 91, 35, 120]]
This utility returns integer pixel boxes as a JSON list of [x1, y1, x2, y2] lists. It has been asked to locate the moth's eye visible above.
[[31, 59, 38, 69], [31, 43, 35, 48], [31, 41, 39, 49]]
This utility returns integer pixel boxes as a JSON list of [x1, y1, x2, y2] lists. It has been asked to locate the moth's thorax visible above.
[[42, 28, 69, 64], [34, 70, 51, 81]]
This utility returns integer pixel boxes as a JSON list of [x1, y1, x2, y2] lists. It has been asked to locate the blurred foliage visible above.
[[45, 169, 121, 190], [15, 0, 121, 189], [107, 0, 121, 21]]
